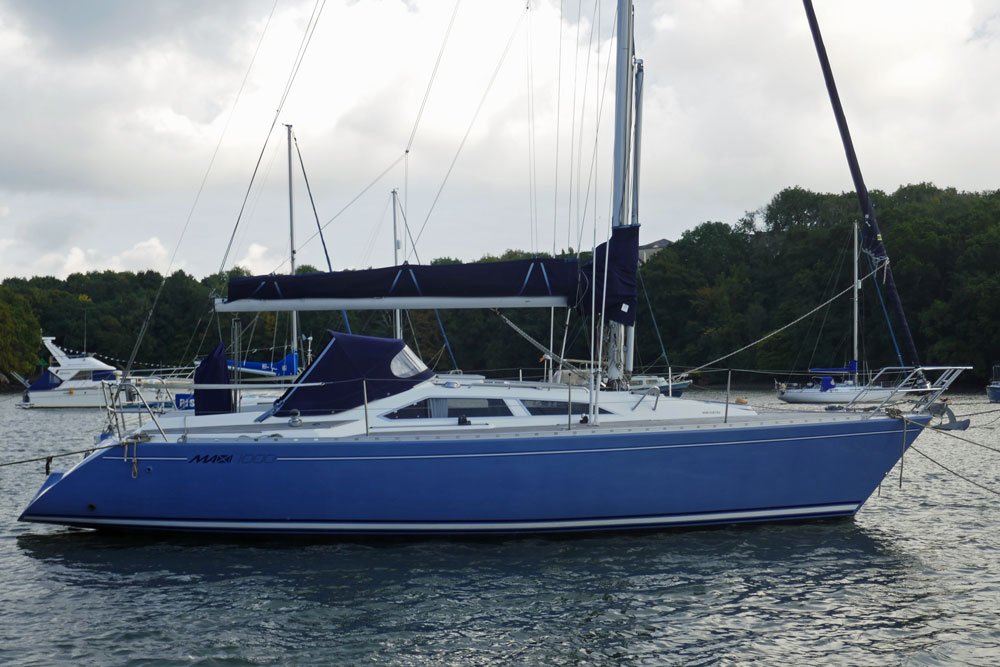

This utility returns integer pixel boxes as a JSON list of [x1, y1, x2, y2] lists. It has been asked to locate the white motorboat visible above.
[[17, 337, 129, 409]]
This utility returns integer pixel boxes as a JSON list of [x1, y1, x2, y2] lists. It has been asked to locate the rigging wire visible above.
[[289, 1, 461, 267], [566, 0, 583, 254], [525, 1, 539, 254], [574, 0, 600, 254], [291, 153, 406, 265], [217, 0, 327, 276], [547, 0, 565, 382], [405, 0, 462, 233], [407, 0, 462, 154], [407, 6, 530, 261], [358, 194, 394, 268], [292, 132, 333, 272], [638, 269, 669, 367], [685, 262, 887, 376], [574, 2, 617, 254], [802, 226, 852, 371], [124, 0, 282, 374], [552, 0, 565, 254], [232, 137, 284, 269]]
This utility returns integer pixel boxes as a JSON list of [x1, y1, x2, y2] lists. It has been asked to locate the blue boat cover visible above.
[[809, 360, 858, 374], [227, 257, 581, 302], [225, 229, 640, 327], [271, 331, 433, 417], [194, 342, 233, 416], [579, 225, 640, 326], [28, 370, 62, 391]]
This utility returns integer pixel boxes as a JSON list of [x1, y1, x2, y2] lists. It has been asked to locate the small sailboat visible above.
[[630, 374, 691, 397], [777, 224, 898, 405], [778, 1, 944, 407], [19, 0, 967, 535]]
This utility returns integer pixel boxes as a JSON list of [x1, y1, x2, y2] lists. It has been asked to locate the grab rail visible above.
[[851, 365, 972, 418]]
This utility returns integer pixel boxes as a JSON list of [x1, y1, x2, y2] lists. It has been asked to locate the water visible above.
[[1, 390, 999, 665]]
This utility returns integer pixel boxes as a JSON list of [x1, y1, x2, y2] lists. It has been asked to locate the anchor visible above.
[[928, 401, 970, 431]]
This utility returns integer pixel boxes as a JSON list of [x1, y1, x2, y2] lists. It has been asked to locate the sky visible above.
[[1, 0, 998, 281]]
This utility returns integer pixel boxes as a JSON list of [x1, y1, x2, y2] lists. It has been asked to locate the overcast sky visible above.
[[1, 0, 998, 281]]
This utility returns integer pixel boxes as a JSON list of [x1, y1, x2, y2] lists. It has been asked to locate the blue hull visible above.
[[658, 380, 691, 397], [20, 416, 927, 535], [987, 384, 1000, 403]]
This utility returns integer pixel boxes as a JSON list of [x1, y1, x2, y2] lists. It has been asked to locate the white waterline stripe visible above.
[[29, 504, 861, 533]]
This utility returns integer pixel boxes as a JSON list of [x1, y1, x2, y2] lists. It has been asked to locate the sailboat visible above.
[[775, 0, 943, 410], [19, 0, 966, 535], [777, 224, 897, 405]]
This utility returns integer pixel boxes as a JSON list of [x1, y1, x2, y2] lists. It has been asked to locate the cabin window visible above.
[[383, 397, 513, 420], [521, 400, 610, 416], [390, 347, 429, 379]]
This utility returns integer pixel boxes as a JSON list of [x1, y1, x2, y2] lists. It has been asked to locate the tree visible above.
[[0, 287, 41, 377]]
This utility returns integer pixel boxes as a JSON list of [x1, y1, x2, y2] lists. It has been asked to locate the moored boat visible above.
[[17, 0, 968, 536], [17, 337, 130, 409], [987, 364, 1000, 403], [777, 361, 898, 405], [20, 330, 962, 534], [630, 374, 691, 397]]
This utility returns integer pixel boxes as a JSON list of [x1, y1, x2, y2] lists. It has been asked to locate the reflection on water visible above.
[[2, 393, 1000, 665]]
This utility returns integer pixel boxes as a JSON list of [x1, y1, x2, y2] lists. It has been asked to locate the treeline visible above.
[[1, 183, 998, 386]]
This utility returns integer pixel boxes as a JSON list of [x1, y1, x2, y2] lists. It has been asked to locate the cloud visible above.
[[1, 0, 999, 282], [234, 242, 286, 276], [117, 237, 171, 272], [0, 237, 177, 280]]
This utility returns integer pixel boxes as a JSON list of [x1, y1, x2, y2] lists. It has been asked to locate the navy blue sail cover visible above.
[[225, 230, 639, 327], [194, 342, 233, 415], [579, 225, 640, 326], [272, 331, 433, 417], [227, 257, 580, 302], [809, 360, 858, 374]]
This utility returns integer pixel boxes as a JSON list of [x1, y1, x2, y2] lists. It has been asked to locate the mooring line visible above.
[[903, 416, 1000, 455], [952, 407, 1000, 419], [889, 414, 1000, 497], [908, 446, 1000, 497], [0, 442, 123, 471]]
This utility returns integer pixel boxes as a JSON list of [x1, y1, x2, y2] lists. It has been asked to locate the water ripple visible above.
[[2, 393, 999, 665]]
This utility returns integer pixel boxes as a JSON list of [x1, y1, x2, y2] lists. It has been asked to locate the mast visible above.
[[625, 58, 644, 376], [606, 0, 635, 390], [802, 0, 920, 369], [611, 0, 634, 231], [391, 189, 403, 340], [286, 124, 299, 371]]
